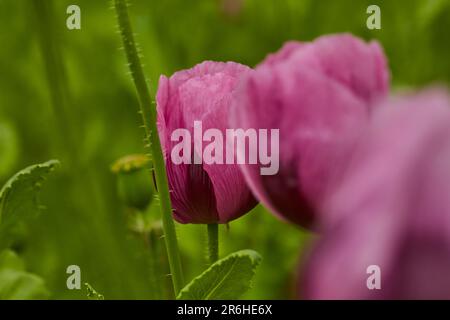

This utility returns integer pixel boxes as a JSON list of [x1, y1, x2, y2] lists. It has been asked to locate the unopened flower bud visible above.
[[111, 154, 155, 211]]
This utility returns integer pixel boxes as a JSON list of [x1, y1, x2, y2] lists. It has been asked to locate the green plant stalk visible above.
[[114, 0, 184, 294], [30, 0, 133, 292], [33, 0, 110, 221], [207, 224, 219, 264], [32, 0, 79, 164]]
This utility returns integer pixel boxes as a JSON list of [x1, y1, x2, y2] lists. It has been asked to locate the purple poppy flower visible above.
[[230, 34, 389, 228], [301, 90, 450, 299], [156, 61, 257, 224]]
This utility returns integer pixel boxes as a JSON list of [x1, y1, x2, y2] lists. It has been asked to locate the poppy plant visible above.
[[230, 34, 390, 228], [156, 61, 258, 224], [301, 90, 450, 299]]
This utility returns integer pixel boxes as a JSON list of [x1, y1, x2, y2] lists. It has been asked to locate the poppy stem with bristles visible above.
[[113, 0, 184, 295]]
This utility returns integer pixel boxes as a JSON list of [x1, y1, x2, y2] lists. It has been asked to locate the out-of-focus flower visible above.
[[220, 0, 243, 18], [111, 154, 155, 211], [231, 34, 389, 228], [301, 90, 450, 299], [156, 61, 257, 224]]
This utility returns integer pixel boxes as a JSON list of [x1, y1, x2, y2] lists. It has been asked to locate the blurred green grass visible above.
[[0, 0, 449, 299]]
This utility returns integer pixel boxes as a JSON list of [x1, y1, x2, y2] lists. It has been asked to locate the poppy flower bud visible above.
[[230, 34, 390, 228], [111, 154, 155, 211], [302, 90, 450, 299], [156, 61, 257, 224]]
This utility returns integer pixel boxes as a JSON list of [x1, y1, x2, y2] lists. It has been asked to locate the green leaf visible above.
[[177, 249, 262, 300], [85, 282, 105, 300], [0, 250, 49, 300], [0, 249, 25, 270], [0, 160, 59, 245]]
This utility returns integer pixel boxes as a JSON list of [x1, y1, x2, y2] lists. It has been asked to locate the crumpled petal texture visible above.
[[230, 34, 389, 228], [302, 90, 450, 299], [157, 61, 257, 224]]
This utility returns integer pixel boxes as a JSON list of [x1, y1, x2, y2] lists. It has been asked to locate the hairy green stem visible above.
[[207, 224, 219, 264], [114, 0, 184, 294]]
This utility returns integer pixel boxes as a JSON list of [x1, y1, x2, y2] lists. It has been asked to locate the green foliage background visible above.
[[0, 0, 449, 299]]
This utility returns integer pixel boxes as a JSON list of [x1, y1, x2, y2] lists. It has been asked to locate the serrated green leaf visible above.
[[177, 249, 262, 300], [85, 282, 105, 300], [0, 250, 49, 300], [0, 160, 59, 246]]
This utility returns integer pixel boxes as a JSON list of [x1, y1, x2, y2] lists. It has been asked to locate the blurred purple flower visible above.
[[301, 89, 450, 299], [230, 34, 389, 228], [221, 0, 243, 18], [156, 61, 257, 224]]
